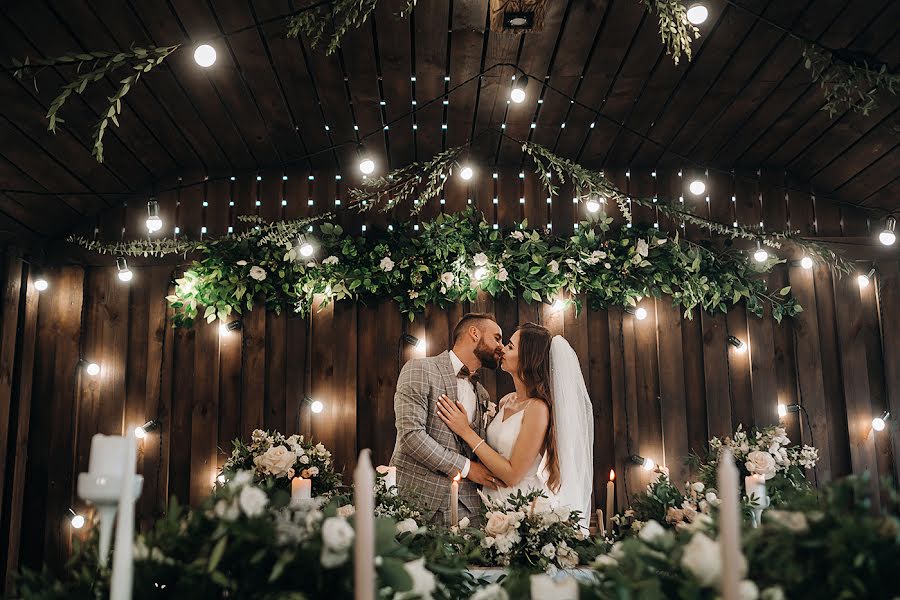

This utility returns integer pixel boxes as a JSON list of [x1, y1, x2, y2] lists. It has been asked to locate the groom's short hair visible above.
[[452, 312, 497, 343]]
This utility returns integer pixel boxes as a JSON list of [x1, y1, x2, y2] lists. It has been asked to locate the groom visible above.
[[390, 313, 503, 526]]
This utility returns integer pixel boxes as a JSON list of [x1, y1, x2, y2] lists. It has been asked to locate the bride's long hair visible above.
[[515, 323, 560, 493]]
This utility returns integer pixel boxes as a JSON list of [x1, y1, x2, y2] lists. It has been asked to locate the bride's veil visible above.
[[548, 335, 594, 530]]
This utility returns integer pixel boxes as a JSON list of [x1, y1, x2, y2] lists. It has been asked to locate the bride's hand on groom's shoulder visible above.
[[436, 394, 471, 436]]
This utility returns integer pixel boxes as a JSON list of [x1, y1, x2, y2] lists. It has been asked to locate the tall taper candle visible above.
[[110, 431, 137, 600], [354, 450, 375, 600], [717, 449, 741, 600], [605, 469, 615, 532], [450, 472, 461, 527]]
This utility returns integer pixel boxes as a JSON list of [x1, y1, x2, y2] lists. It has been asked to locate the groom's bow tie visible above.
[[456, 365, 480, 384]]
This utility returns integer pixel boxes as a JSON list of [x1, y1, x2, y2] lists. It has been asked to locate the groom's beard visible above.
[[474, 340, 500, 370]]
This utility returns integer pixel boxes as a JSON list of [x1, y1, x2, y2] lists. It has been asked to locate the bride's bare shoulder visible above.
[[498, 392, 516, 407]]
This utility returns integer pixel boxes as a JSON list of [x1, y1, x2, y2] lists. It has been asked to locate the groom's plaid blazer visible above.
[[389, 351, 489, 525]]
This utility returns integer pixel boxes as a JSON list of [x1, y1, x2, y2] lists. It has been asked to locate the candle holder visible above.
[[744, 474, 770, 528]]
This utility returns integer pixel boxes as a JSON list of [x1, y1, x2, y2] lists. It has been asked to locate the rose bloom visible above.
[[745, 450, 777, 480], [253, 445, 296, 477], [484, 512, 512, 537]]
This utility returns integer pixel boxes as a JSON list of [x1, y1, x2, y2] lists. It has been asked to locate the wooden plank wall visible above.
[[1, 167, 898, 588]]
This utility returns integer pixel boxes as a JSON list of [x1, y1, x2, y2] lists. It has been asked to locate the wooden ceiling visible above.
[[1, 0, 898, 240]]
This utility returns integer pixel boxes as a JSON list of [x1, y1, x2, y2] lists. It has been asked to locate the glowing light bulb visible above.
[[879, 217, 896, 246], [415, 338, 426, 352], [689, 180, 706, 195], [86, 363, 101, 376], [359, 157, 375, 175], [777, 404, 787, 418], [193, 44, 217, 67], [510, 75, 528, 103], [217, 474, 226, 484], [35, 278, 48, 291], [642, 457, 655, 471], [586, 198, 602, 213], [134, 425, 147, 439], [146, 216, 162, 232], [310, 400, 324, 414], [634, 307, 648, 320], [858, 274, 870, 289], [754, 245, 769, 263], [116, 256, 132, 282], [686, 3, 709, 24], [872, 416, 885, 431], [71, 514, 85, 529], [298, 235, 314, 258], [473, 266, 487, 281], [552, 298, 566, 312], [800, 256, 813, 270], [459, 165, 474, 180]]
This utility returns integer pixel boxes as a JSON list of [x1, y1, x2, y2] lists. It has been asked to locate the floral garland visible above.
[[640, 0, 700, 65], [286, 0, 416, 55], [153, 207, 806, 329], [802, 43, 899, 117]]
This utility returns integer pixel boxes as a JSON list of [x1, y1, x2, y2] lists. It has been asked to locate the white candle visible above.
[[596, 509, 606, 538], [717, 449, 742, 600], [605, 469, 615, 532], [291, 477, 311, 501], [384, 466, 397, 495], [450, 472, 460, 527], [354, 450, 375, 600], [88, 434, 127, 475], [530, 573, 578, 600], [745, 474, 768, 528], [110, 431, 137, 600]]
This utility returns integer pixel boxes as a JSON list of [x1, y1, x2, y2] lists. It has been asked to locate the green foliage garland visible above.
[[640, 0, 700, 65], [286, 0, 416, 56], [13, 45, 180, 162], [802, 43, 899, 117], [146, 207, 803, 329]]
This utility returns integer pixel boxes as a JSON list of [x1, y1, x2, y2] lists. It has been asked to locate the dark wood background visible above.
[[1, 167, 898, 591]]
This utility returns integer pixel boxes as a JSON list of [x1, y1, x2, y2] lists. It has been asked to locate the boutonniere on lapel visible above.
[[482, 401, 497, 429]]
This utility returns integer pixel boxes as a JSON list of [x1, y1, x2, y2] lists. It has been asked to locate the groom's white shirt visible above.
[[448, 350, 476, 478]]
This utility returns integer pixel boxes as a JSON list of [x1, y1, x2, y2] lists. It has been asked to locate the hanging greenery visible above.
[[286, 0, 416, 56], [802, 44, 899, 117], [12, 45, 180, 162], [640, 0, 700, 65], [83, 207, 806, 328]]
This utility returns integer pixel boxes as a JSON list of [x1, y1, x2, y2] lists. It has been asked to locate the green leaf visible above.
[[207, 536, 228, 572], [779, 286, 791, 296]]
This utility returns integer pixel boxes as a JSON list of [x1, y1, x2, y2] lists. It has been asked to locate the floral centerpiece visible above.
[[613, 470, 718, 535], [220, 429, 343, 498], [374, 466, 423, 530]]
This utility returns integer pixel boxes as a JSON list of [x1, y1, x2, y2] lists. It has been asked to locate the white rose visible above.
[[321, 516, 354, 553], [680, 533, 722, 588], [510, 231, 525, 241], [322, 255, 339, 265], [638, 519, 666, 543], [299, 454, 310, 464], [336, 504, 355, 518], [549, 260, 559, 273], [249, 266, 266, 281], [473, 252, 489, 266], [481, 536, 496, 549], [307, 466, 319, 476], [541, 543, 556, 559], [398, 558, 436, 600], [740, 580, 760, 600], [252, 445, 296, 477], [458, 516, 470, 529], [636, 239, 649, 257], [692, 482, 705, 493], [496, 267, 509, 282], [745, 450, 777, 480], [228, 470, 254, 489], [556, 542, 579, 568], [236, 260, 248, 266], [470, 583, 509, 600], [379, 256, 394, 272], [396, 518, 420, 535], [493, 530, 520, 554], [484, 512, 512, 537], [705, 491, 719, 506], [440, 272, 455, 287], [238, 485, 269, 518]]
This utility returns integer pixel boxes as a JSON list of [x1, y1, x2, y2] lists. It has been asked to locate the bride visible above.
[[437, 323, 594, 529]]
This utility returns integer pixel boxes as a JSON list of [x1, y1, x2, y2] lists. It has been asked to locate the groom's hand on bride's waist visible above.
[[466, 461, 499, 489]]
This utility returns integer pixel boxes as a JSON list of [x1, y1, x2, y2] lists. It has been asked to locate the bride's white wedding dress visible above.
[[482, 394, 554, 506]]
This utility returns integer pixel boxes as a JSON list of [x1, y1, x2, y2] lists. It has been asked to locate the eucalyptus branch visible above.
[[348, 145, 464, 213], [286, 0, 416, 55], [66, 235, 201, 258], [640, 0, 700, 65], [803, 43, 899, 117]]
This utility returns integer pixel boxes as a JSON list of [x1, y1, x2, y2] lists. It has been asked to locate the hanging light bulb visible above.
[[459, 165, 474, 181], [689, 180, 706, 195], [879, 216, 896, 246], [630, 455, 655, 471], [586, 196, 603, 213], [473, 266, 487, 281], [69, 509, 85, 529], [753, 241, 769, 263], [634, 307, 648, 320], [727, 335, 747, 354], [686, 3, 709, 24], [34, 277, 48, 291], [116, 257, 133, 282], [800, 256, 813, 270], [134, 419, 159, 439], [85, 362, 101, 376], [872, 411, 889, 432], [193, 44, 217, 67], [310, 400, 324, 414], [298, 235, 315, 258], [552, 298, 566, 312], [146, 199, 162, 233], [858, 268, 875, 289], [777, 403, 787, 418], [510, 75, 528, 103]]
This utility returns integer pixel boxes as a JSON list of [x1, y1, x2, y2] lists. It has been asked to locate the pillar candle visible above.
[[745, 473, 768, 528], [88, 434, 127, 476], [110, 432, 137, 600], [384, 466, 397, 495], [596, 509, 605, 538], [450, 472, 460, 527], [354, 450, 375, 600], [292, 477, 311, 501], [605, 469, 615, 532], [530, 573, 578, 600], [717, 449, 741, 600]]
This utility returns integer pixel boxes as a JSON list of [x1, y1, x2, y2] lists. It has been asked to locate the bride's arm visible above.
[[437, 396, 549, 488]]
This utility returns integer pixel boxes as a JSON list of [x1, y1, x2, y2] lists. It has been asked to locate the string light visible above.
[[193, 44, 217, 67], [753, 241, 769, 263], [358, 144, 375, 175], [689, 180, 706, 195], [116, 257, 133, 282], [297, 235, 315, 257], [402, 333, 426, 352], [858, 268, 875, 289], [510, 75, 528, 103], [800, 256, 813, 270], [626, 306, 648, 320], [219, 320, 242, 336], [304, 396, 325, 414], [586, 196, 602, 213], [146, 199, 162, 233], [34, 276, 48, 291], [686, 3, 709, 24], [552, 298, 566, 312], [83, 361, 101, 376], [459, 165, 474, 181], [879, 216, 896, 246], [630, 455, 655, 471], [473, 266, 487, 281], [727, 335, 747, 354], [777, 403, 800, 419], [134, 419, 160, 439], [872, 411, 890, 432], [69, 508, 85, 529]]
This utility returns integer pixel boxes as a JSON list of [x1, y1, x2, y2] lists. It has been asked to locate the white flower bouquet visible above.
[[220, 428, 342, 497]]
